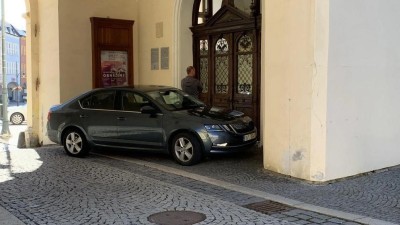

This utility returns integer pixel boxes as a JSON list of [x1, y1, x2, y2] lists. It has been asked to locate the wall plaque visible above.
[[151, 48, 159, 70], [161, 47, 169, 70]]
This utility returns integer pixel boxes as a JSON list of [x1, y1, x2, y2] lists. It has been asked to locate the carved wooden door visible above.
[[192, 2, 261, 128]]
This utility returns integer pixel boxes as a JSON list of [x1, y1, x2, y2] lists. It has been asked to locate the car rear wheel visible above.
[[63, 129, 89, 157], [10, 113, 24, 125], [171, 133, 202, 166]]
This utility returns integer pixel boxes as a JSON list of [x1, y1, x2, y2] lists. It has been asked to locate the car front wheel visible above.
[[63, 129, 89, 157], [171, 133, 202, 166], [10, 113, 24, 125]]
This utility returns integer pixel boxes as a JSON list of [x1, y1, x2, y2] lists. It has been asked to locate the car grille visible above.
[[230, 121, 255, 134]]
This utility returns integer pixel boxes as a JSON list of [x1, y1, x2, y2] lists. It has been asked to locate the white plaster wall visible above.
[[262, 0, 329, 181], [138, 0, 175, 86], [327, 0, 400, 180]]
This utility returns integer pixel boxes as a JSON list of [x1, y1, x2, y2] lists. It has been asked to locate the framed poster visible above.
[[101, 50, 128, 87]]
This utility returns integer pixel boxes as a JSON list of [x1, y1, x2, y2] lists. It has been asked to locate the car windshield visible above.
[[147, 89, 205, 111]]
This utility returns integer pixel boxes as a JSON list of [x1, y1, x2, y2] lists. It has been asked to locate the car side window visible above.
[[80, 91, 116, 110], [121, 91, 150, 112]]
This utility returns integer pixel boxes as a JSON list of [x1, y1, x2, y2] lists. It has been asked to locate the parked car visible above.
[[47, 86, 257, 165], [8, 104, 27, 125]]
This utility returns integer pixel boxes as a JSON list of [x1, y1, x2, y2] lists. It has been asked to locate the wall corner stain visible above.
[[312, 171, 324, 181], [292, 150, 305, 161]]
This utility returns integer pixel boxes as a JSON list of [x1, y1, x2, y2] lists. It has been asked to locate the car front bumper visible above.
[[205, 128, 258, 153]]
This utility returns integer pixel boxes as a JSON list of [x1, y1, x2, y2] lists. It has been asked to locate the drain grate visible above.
[[148, 210, 206, 225], [244, 200, 294, 215]]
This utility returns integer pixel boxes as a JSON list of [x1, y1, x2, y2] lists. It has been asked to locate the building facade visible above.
[[0, 22, 25, 102], [20, 34, 27, 101], [23, 0, 400, 182]]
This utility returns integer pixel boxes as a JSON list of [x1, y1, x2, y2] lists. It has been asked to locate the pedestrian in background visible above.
[[181, 66, 203, 99]]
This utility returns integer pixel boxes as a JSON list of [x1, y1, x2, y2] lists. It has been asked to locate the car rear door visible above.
[[115, 90, 164, 150], [79, 90, 120, 146]]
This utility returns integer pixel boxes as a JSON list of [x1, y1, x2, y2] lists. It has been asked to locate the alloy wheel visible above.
[[65, 132, 83, 155], [10, 113, 24, 125], [174, 137, 194, 163]]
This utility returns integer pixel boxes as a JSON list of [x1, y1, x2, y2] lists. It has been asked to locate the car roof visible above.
[[94, 85, 177, 93]]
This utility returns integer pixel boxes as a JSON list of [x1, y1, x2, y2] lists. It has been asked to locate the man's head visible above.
[[186, 66, 195, 77]]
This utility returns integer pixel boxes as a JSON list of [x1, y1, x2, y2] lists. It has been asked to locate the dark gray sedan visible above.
[[47, 86, 257, 165]]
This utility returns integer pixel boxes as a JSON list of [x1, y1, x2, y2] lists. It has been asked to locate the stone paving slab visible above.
[[0, 145, 293, 225], [0, 145, 397, 225], [0, 205, 25, 225], [91, 147, 400, 224], [88, 154, 367, 224]]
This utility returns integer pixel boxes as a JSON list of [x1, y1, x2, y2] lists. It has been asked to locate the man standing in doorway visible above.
[[181, 66, 203, 99]]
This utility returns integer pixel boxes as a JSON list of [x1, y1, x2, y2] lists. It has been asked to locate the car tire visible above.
[[171, 132, 202, 166], [62, 129, 89, 157], [10, 112, 24, 125]]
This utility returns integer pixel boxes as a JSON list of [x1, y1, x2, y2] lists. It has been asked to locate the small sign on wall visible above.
[[156, 22, 163, 38], [151, 48, 159, 70], [161, 47, 169, 70]]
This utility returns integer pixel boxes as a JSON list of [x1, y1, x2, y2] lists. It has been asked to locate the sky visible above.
[[4, 0, 26, 30]]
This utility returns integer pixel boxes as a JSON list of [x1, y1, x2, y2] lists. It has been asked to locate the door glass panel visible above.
[[200, 57, 209, 93], [215, 38, 229, 54], [215, 56, 229, 94], [237, 34, 253, 94], [197, 0, 208, 24], [237, 54, 252, 94], [212, 0, 223, 15], [234, 0, 253, 15], [200, 40, 209, 56], [238, 34, 253, 52], [215, 37, 230, 94]]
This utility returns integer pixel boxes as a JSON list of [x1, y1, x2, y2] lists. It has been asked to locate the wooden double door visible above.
[[191, 2, 261, 128], [194, 31, 260, 127]]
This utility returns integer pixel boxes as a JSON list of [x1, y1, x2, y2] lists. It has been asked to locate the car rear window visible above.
[[80, 91, 116, 110]]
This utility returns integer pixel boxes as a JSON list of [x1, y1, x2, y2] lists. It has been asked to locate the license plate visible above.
[[243, 132, 256, 141]]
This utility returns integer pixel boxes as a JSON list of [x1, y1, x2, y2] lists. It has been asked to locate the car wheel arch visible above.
[[168, 129, 205, 154], [60, 126, 89, 145], [10, 112, 25, 125]]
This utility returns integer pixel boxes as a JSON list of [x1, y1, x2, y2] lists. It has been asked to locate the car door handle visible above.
[[79, 115, 88, 118], [117, 117, 126, 121]]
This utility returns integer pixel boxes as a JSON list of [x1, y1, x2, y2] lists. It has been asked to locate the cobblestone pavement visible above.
[[92, 147, 400, 225], [0, 145, 369, 225]]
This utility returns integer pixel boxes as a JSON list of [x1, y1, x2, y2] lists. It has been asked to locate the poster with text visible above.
[[101, 50, 128, 87]]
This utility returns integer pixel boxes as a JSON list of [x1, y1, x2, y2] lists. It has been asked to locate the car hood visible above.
[[175, 106, 245, 122]]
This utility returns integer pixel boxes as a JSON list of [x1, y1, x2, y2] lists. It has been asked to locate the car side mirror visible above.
[[140, 105, 157, 114]]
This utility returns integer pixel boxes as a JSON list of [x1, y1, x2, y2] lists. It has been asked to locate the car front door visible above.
[[115, 91, 164, 150], [79, 90, 120, 146]]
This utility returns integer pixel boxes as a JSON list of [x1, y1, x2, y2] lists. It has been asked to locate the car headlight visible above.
[[204, 124, 224, 131]]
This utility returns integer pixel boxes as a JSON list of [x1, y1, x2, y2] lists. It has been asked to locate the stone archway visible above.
[[173, 0, 194, 87], [23, 0, 40, 146]]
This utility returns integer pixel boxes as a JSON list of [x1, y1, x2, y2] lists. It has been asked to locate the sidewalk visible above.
[[0, 123, 27, 147], [95, 149, 399, 225], [0, 124, 27, 225]]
